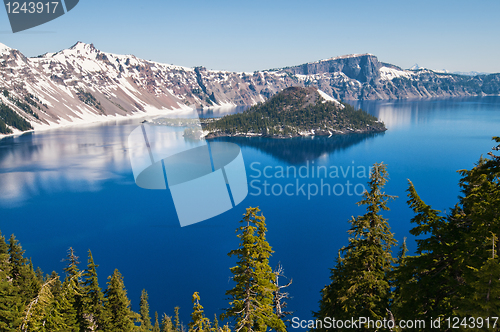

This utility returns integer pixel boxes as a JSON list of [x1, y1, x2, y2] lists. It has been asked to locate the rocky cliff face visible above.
[[282, 54, 383, 83], [280, 54, 500, 101], [0, 42, 499, 135]]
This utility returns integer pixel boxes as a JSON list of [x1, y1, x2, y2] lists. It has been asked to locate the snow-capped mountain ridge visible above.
[[1, 42, 499, 136]]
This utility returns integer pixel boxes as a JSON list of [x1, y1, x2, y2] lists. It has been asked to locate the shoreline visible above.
[[2, 94, 499, 141], [204, 127, 387, 140], [0, 102, 240, 140]]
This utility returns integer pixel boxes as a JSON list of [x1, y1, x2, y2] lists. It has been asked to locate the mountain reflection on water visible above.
[[209, 132, 384, 164]]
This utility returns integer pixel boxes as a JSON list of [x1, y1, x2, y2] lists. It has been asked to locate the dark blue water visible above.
[[1, 97, 500, 328]]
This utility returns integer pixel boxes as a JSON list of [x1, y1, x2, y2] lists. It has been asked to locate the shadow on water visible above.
[[209, 132, 384, 164]]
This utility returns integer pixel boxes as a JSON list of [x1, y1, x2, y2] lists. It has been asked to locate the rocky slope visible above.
[[0, 42, 499, 136]]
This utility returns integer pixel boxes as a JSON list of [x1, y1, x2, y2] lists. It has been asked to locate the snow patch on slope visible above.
[[317, 89, 343, 108], [379, 66, 413, 80]]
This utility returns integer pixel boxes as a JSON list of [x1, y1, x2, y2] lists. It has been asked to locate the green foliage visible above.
[[82, 250, 107, 331], [0, 231, 22, 331], [221, 207, 286, 332], [0, 234, 141, 331], [393, 136, 500, 325], [76, 88, 105, 113], [139, 289, 153, 331], [205, 87, 385, 137], [160, 313, 174, 332], [315, 163, 397, 330], [391, 180, 457, 322], [0, 103, 33, 133], [46, 272, 72, 331], [19, 275, 71, 332], [8, 235, 40, 305], [0, 118, 10, 134], [103, 269, 136, 331], [2, 89, 40, 119], [61, 247, 86, 331], [189, 292, 210, 332], [153, 312, 161, 332], [173, 306, 181, 332]]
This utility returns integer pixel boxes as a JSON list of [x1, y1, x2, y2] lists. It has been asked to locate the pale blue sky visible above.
[[1, 0, 499, 73]]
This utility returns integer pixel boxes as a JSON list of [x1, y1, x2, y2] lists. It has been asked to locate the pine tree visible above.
[[153, 312, 161, 332], [61, 247, 85, 331], [103, 269, 136, 332], [18, 274, 69, 332], [82, 250, 106, 331], [8, 234, 40, 304], [139, 289, 153, 331], [26, 259, 42, 306], [392, 180, 458, 322], [0, 231, 22, 331], [315, 163, 397, 330], [35, 266, 44, 284], [173, 306, 181, 332], [189, 292, 210, 332], [393, 137, 500, 321], [45, 271, 71, 331], [453, 137, 500, 315], [8, 234, 26, 286], [458, 254, 500, 316], [211, 315, 219, 332], [221, 207, 286, 332], [160, 313, 173, 332], [7, 234, 41, 330], [395, 138, 500, 320], [389, 237, 407, 320]]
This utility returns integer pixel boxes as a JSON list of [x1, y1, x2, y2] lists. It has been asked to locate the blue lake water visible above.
[[1, 96, 500, 327]]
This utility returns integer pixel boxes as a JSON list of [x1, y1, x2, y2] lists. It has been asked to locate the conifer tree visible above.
[[453, 137, 500, 315], [160, 313, 173, 332], [26, 259, 42, 305], [390, 237, 407, 319], [211, 315, 231, 332], [45, 271, 71, 331], [19, 274, 69, 332], [82, 250, 106, 331], [0, 231, 22, 331], [7, 234, 41, 330], [8, 234, 40, 304], [189, 292, 210, 332], [103, 269, 136, 331], [35, 266, 44, 284], [221, 207, 286, 332], [139, 289, 153, 331], [8, 234, 26, 285], [153, 312, 161, 332], [315, 163, 397, 330], [62, 247, 85, 331], [212, 315, 219, 332], [174, 306, 181, 332], [391, 180, 458, 322], [49, 271, 62, 298], [393, 137, 500, 321]]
